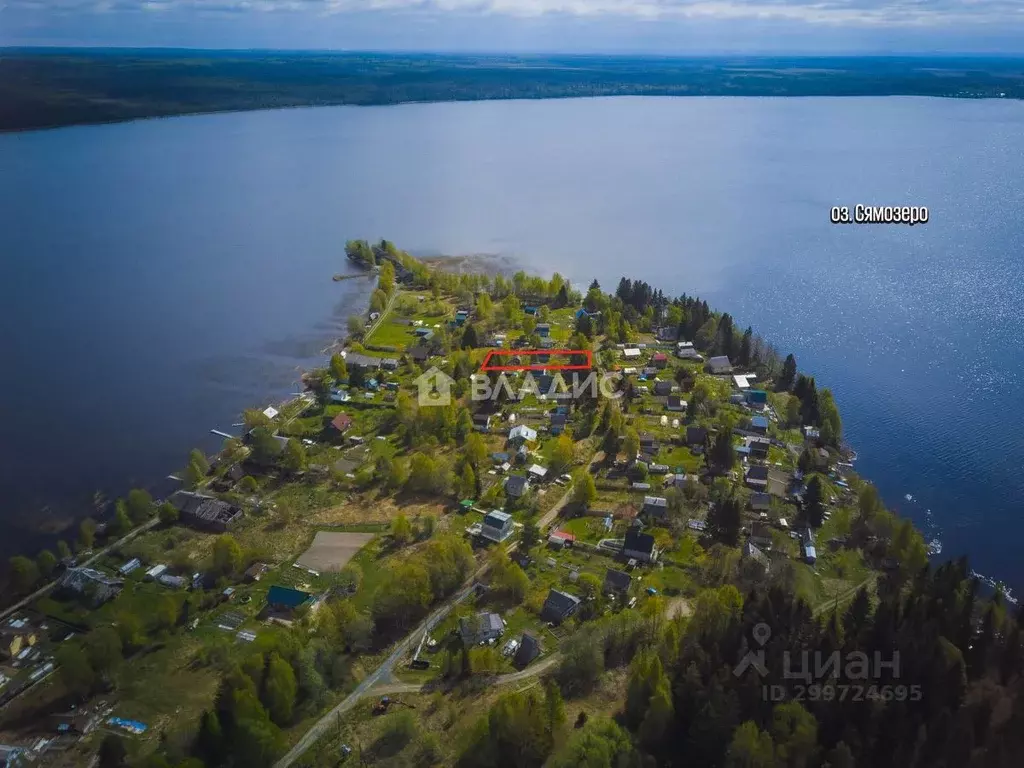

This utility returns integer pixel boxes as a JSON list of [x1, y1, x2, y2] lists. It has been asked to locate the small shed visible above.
[[547, 530, 576, 549], [528, 464, 549, 482], [707, 356, 733, 375], [331, 413, 354, 434]]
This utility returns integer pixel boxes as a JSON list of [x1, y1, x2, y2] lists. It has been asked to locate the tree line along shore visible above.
[[3, 52, 1024, 133], [0, 239, 1020, 768]]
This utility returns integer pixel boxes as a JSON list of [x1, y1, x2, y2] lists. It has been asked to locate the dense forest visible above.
[[2, 51, 1024, 132], [464, 557, 1024, 767]]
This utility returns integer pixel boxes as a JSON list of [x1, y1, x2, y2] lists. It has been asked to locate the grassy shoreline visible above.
[[0, 242, 960, 768]]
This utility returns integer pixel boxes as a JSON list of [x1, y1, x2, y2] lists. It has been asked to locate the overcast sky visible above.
[[4, 1, 1024, 53]]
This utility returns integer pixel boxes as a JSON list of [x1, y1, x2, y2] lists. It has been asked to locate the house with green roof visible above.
[[266, 585, 314, 617]]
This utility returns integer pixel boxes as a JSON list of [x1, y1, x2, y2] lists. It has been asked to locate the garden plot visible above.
[[295, 531, 375, 572]]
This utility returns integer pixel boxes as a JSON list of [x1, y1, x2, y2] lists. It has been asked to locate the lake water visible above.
[[2, 97, 1023, 592]]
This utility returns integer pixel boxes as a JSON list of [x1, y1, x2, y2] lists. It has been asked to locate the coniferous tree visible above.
[[739, 326, 753, 366], [843, 586, 872, 641], [708, 495, 742, 546], [616, 278, 632, 305], [804, 475, 826, 528], [777, 354, 798, 391], [718, 313, 736, 358], [725, 721, 775, 768], [708, 429, 736, 474], [794, 375, 820, 425]]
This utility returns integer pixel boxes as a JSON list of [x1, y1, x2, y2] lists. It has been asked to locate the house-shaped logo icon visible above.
[[413, 366, 455, 407]]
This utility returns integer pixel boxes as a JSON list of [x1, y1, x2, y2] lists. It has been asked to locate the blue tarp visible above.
[[109, 717, 148, 734]]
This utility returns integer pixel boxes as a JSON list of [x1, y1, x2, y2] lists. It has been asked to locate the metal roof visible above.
[[266, 585, 312, 609], [604, 568, 632, 591], [483, 510, 512, 526]]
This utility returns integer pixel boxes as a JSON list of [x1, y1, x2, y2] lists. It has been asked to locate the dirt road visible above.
[[0, 516, 160, 621], [371, 652, 562, 698], [537, 450, 605, 531], [274, 449, 603, 766]]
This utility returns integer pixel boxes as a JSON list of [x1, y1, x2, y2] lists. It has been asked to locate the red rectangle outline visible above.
[[479, 349, 593, 372]]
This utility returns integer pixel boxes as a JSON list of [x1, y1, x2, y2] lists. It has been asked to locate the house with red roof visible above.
[[547, 530, 576, 549]]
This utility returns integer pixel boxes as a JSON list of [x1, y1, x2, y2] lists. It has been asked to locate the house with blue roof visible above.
[[749, 415, 769, 435], [803, 544, 817, 565], [746, 389, 768, 406], [550, 412, 568, 435]]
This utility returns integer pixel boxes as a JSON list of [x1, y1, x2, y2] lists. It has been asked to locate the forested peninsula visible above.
[[1, 241, 1021, 768]]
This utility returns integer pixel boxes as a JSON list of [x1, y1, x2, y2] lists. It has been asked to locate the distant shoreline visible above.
[[3, 51, 1023, 133]]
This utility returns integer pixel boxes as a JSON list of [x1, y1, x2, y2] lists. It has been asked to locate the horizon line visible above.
[[4, 45, 1024, 59]]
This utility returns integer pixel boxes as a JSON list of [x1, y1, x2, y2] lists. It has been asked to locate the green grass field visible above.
[[365, 321, 419, 350]]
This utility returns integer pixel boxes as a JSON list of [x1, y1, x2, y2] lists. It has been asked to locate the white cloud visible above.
[[19, 0, 1024, 27], [314, 0, 1024, 27]]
